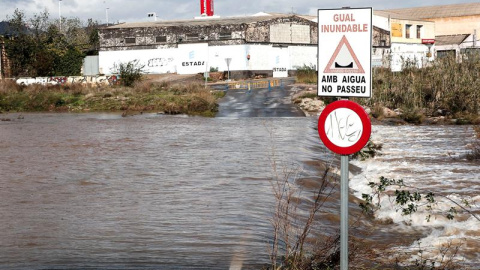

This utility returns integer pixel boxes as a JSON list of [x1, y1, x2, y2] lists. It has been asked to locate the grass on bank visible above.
[[295, 53, 480, 124], [0, 80, 223, 117]]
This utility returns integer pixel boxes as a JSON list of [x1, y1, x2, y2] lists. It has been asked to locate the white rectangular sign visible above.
[[317, 8, 372, 98]]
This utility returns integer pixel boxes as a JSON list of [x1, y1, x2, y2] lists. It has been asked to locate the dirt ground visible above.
[[143, 74, 205, 84]]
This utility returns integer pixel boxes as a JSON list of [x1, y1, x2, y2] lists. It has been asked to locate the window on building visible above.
[[405, 24, 412, 39], [125, 37, 136, 44], [156, 36, 167, 43], [416, 25, 423, 39], [219, 32, 232, 40], [186, 34, 199, 41], [380, 40, 386, 47]]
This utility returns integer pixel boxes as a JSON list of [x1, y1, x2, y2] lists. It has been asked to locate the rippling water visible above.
[[351, 125, 480, 266], [1, 113, 478, 269], [0, 113, 329, 269]]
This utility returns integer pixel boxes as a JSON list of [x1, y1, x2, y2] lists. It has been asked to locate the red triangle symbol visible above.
[[324, 35, 364, 74]]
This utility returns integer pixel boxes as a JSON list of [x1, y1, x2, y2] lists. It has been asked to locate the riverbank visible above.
[[290, 83, 480, 125], [0, 79, 222, 117]]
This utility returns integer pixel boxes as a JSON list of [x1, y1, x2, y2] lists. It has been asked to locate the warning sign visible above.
[[317, 8, 372, 98], [324, 35, 364, 73]]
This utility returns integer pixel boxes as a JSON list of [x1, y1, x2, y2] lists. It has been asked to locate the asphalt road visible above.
[[215, 83, 306, 118]]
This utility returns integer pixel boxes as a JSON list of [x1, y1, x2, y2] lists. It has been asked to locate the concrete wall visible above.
[[373, 14, 390, 31], [99, 48, 178, 74], [288, 46, 317, 70], [100, 16, 318, 52], [98, 43, 316, 77], [269, 24, 311, 44], [426, 15, 480, 36], [390, 43, 431, 71]]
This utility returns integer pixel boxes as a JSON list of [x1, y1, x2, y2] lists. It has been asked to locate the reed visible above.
[[364, 53, 480, 120], [295, 64, 318, 84]]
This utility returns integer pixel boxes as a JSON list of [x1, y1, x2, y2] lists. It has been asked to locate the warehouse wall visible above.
[[98, 43, 316, 77]]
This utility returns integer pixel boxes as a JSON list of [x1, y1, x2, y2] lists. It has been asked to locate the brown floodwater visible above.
[[0, 113, 478, 269]]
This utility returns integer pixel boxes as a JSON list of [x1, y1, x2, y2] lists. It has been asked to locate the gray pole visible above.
[[474, 29, 477, 47], [106, 7, 109, 26], [58, 0, 62, 31], [340, 155, 349, 270]]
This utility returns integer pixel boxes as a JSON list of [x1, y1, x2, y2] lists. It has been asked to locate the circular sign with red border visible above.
[[318, 100, 371, 155]]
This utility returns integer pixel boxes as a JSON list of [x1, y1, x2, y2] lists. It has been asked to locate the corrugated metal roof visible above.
[[435, 34, 470, 46], [106, 15, 295, 29], [373, 10, 429, 21], [384, 3, 480, 19]]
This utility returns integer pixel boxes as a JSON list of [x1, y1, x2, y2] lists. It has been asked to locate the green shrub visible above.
[[118, 60, 145, 87]]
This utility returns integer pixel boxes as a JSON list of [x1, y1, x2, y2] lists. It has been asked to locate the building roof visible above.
[[106, 14, 305, 29], [373, 10, 426, 21], [435, 34, 470, 46], [383, 2, 480, 19]]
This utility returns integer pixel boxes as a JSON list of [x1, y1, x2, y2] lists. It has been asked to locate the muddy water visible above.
[[0, 113, 478, 269], [0, 113, 332, 269], [351, 125, 480, 266]]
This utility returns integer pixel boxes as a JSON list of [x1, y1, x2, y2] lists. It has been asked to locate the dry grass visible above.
[[0, 80, 219, 116], [361, 53, 480, 120]]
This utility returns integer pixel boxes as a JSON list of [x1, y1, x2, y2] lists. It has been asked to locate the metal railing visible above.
[[224, 79, 285, 92]]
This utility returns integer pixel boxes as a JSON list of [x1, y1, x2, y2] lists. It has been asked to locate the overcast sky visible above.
[[1, 0, 479, 24]]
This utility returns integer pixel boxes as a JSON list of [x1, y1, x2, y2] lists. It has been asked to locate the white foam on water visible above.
[[350, 125, 480, 265]]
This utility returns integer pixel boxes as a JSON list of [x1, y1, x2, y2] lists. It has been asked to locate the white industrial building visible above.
[[98, 15, 318, 78], [95, 3, 480, 77]]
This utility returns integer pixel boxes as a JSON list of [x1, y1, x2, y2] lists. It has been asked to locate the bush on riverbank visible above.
[[295, 64, 317, 84], [364, 53, 480, 123], [0, 80, 220, 116], [295, 53, 480, 123]]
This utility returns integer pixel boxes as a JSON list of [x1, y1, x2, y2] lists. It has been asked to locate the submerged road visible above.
[[215, 80, 306, 117]]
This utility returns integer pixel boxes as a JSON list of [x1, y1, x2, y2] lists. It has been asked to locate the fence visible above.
[[225, 79, 284, 91]]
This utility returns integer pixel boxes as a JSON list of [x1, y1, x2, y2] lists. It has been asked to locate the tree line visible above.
[[2, 9, 100, 77]]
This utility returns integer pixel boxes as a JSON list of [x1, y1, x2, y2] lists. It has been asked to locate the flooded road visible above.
[[216, 86, 305, 118], [0, 86, 478, 269], [0, 113, 327, 269]]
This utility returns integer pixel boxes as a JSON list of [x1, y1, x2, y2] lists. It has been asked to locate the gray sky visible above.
[[1, 0, 479, 24]]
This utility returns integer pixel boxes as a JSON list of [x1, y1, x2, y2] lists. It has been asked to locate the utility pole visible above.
[[58, 0, 62, 31], [474, 29, 477, 47], [106, 7, 109, 26], [104, 1, 109, 26]]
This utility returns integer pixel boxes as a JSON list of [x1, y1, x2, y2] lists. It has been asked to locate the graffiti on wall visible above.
[[147, 58, 174, 67], [16, 75, 121, 86]]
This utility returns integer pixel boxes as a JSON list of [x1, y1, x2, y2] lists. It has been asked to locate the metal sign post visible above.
[[317, 100, 371, 270], [225, 58, 232, 81], [317, 7, 372, 269], [340, 154, 349, 269]]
